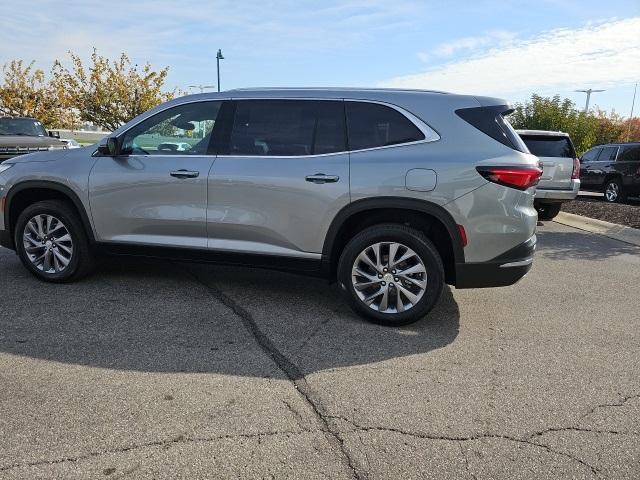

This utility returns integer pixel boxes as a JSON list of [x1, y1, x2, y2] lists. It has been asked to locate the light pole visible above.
[[575, 88, 605, 112], [216, 49, 224, 92], [188, 85, 216, 93], [627, 82, 637, 142]]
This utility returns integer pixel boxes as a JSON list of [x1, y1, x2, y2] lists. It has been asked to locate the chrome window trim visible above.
[[108, 96, 440, 159]]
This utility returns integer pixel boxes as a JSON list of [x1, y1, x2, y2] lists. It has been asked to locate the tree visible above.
[[619, 117, 640, 142], [509, 94, 638, 154], [0, 60, 78, 129], [52, 50, 176, 131]]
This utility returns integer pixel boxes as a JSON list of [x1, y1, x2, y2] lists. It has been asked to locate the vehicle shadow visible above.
[[536, 229, 640, 261], [0, 252, 460, 378]]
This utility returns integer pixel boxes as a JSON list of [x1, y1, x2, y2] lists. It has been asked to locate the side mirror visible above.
[[48, 130, 60, 138], [97, 137, 120, 156]]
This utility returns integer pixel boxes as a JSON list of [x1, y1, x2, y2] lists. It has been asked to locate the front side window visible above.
[[121, 101, 221, 155], [617, 145, 640, 163], [229, 100, 345, 156], [581, 148, 601, 162], [346, 102, 425, 151]]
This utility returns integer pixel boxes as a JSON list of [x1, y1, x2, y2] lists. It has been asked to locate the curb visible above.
[[554, 212, 640, 247]]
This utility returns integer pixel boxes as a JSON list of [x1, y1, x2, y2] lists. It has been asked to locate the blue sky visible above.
[[1, 0, 639, 115]]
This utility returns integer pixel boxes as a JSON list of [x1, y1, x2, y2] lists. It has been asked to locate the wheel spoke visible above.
[[388, 243, 400, 267], [357, 250, 380, 274], [395, 288, 405, 313], [363, 287, 384, 305], [397, 263, 426, 275], [398, 274, 427, 289], [42, 250, 52, 272], [55, 233, 72, 243], [34, 215, 45, 238], [371, 243, 383, 271], [378, 286, 389, 311], [53, 249, 70, 267], [397, 284, 420, 305]]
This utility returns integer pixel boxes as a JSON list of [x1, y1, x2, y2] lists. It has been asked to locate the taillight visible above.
[[476, 166, 542, 190], [572, 158, 580, 179]]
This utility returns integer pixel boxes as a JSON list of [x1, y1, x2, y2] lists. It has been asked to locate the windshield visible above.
[[520, 135, 576, 158], [0, 118, 48, 136]]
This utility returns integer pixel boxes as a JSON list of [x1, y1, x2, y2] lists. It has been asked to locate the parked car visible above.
[[60, 138, 82, 149], [516, 130, 580, 220], [579, 142, 640, 203], [0, 88, 541, 325], [0, 117, 68, 162]]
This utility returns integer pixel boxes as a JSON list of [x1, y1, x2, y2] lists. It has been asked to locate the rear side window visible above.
[[597, 146, 618, 161], [346, 102, 425, 151], [229, 100, 346, 156], [581, 148, 600, 162], [520, 135, 576, 158], [617, 145, 640, 162]]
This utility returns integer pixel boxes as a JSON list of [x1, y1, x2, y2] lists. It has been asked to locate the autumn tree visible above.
[[52, 50, 176, 131], [0, 60, 79, 129], [509, 94, 639, 154]]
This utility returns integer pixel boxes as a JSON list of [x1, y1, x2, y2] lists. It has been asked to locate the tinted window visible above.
[[581, 148, 601, 162], [229, 100, 345, 156], [597, 146, 618, 161], [617, 145, 640, 163], [346, 102, 425, 151], [520, 135, 576, 158], [121, 101, 221, 155]]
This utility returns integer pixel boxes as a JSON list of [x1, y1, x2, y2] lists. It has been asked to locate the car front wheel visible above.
[[337, 224, 444, 326], [15, 200, 95, 282]]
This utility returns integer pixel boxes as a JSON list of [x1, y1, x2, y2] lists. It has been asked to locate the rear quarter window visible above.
[[581, 148, 601, 162], [617, 145, 640, 162], [345, 102, 425, 151], [520, 135, 576, 158]]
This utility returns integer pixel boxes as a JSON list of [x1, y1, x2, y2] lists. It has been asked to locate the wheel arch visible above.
[[322, 197, 465, 284], [4, 181, 95, 249]]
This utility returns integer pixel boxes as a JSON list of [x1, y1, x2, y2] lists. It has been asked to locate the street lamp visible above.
[[188, 85, 216, 93], [216, 49, 224, 92], [575, 88, 605, 112]]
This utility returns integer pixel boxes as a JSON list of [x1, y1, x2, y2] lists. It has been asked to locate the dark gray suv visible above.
[[0, 88, 541, 325]]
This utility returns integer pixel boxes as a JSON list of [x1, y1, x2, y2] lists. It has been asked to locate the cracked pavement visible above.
[[0, 221, 638, 479]]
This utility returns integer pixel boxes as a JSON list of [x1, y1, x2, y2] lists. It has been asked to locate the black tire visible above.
[[535, 203, 562, 221], [604, 178, 626, 203], [337, 224, 444, 326], [14, 200, 95, 283]]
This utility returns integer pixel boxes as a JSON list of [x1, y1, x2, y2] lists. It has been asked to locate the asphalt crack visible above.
[[0, 430, 311, 473], [325, 414, 599, 477], [187, 268, 364, 480]]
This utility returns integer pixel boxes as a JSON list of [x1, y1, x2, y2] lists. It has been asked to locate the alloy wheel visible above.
[[22, 214, 74, 274], [351, 242, 427, 314], [605, 182, 619, 202]]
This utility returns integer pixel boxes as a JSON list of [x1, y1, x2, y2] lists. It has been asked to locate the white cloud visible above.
[[416, 30, 516, 62], [385, 17, 640, 96]]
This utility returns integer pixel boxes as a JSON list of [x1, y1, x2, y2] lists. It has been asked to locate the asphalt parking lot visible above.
[[0, 221, 639, 479]]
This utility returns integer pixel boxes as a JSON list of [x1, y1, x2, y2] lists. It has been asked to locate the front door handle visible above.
[[170, 170, 200, 179], [305, 174, 339, 184]]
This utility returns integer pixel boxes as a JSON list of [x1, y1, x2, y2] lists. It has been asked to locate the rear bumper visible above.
[[534, 179, 580, 202], [455, 235, 536, 289]]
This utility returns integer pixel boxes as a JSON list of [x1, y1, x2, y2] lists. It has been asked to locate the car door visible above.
[[89, 100, 222, 248], [591, 146, 618, 188], [580, 147, 602, 188], [207, 99, 349, 257]]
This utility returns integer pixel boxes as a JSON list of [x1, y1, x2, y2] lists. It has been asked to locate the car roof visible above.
[[516, 129, 570, 137], [227, 87, 451, 95]]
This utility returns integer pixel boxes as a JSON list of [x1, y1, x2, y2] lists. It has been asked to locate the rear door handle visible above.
[[305, 174, 339, 184], [170, 170, 200, 179]]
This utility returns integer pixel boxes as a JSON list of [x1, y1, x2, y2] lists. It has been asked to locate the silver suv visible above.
[[0, 88, 541, 325], [516, 130, 580, 220]]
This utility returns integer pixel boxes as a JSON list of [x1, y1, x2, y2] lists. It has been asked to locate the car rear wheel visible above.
[[15, 200, 95, 282], [337, 224, 444, 326], [535, 203, 562, 221], [604, 178, 626, 203]]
